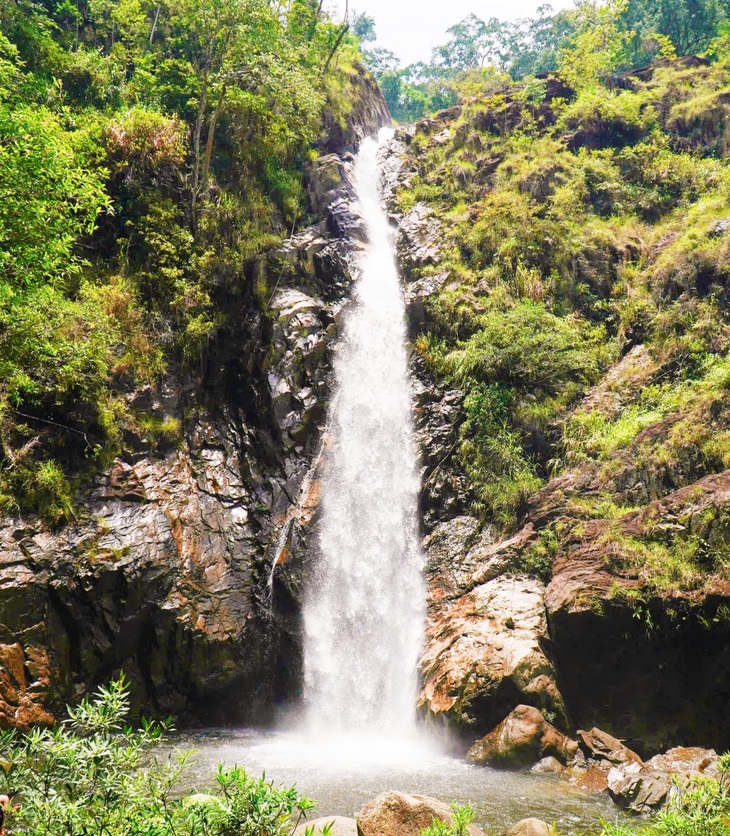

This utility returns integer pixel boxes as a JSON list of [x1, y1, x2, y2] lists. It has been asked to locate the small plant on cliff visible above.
[[0, 675, 313, 836]]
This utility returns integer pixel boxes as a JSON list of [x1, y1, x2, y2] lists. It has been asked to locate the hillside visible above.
[[389, 54, 730, 752]]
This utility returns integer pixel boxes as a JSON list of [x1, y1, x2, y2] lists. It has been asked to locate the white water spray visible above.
[[303, 130, 426, 739]]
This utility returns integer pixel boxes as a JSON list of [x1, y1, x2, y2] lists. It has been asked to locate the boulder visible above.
[[502, 820, 553, 836], [356, 792, 484, 836], [645, 746, 719, 779], [531, 756, 564, 775], [419, 573, 568, 733], [607, 768, 670, 813], [294, 816, 357, 835], [577, 728, 643, 766], [467, 705, 578, 768]]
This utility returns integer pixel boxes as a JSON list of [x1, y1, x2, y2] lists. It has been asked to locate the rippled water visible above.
[[165, 729, 632, 835]]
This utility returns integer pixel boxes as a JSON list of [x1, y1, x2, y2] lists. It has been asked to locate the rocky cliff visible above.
[[0, 91, 389, 728], [3, 54, 730, 771], [383, 58, 730, 756]]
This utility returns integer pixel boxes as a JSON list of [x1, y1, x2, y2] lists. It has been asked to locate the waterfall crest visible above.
[[303, 130, 426, 738]]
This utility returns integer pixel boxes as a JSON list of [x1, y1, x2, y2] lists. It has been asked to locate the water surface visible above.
[[167, 729, 632, 835]]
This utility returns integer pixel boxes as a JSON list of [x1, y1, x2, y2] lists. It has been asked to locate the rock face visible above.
[[467, 705, 578, 768], [419, 563, 568, 733], [356, 792, 485, 836], [0, 108, 376, 727], [545, 470, 730, 752]]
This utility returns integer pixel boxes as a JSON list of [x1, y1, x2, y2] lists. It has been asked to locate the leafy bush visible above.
[[0, 676, 314, 836], [559, 88, 655, 149], [0, 104, 108, 288], [421, 803, 476, 836]]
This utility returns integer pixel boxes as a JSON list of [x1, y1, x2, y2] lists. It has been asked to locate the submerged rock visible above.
[[531, 756, 565, 775], [467, 705, 578, 768], [356, 792, 485, 836]]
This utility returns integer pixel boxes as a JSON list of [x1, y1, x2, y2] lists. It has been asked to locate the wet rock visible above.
[[531, 756, 565, 775], [577, 728, 643, 766], [502, 820, 552, 836], [356, 792, 485, 836], [419, 573, 568, 733], [414, 377, 473, 527], [607, 768, 670, 813], [645, 746, 720, 779], [572, 765, 610, 793], [405, 271, 450, 331], [295, 816, 358, 835], [397, 203, 442, 277], [467, 705, 578, 768]]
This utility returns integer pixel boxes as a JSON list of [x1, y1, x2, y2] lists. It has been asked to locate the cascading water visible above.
[[164, 131, 633, 836], [302, 129, 426, 739]]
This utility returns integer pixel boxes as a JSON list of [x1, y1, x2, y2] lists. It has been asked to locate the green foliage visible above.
[[558, 0, 633, 92], [0, 676, 314, 836], [421, 803, 475, 836], [0, 0, 362, 519], [422, 299, 611, 528], [0, 104, 108, 288], [398, 25, 730, 541]]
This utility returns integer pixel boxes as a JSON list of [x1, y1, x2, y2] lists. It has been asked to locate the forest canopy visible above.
[[0, 0, 362, 522]]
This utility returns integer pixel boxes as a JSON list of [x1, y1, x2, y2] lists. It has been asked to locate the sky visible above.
[[327, 0, 575, 66]]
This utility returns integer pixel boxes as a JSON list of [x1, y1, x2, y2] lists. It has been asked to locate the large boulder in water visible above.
[[356, 791, 485, 836], [467, 705, 578, 768], [418, 545, 568, 734]]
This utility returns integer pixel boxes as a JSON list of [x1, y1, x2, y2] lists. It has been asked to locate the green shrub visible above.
[[421, 804, 476, 836], [0, 676, 314, 836]]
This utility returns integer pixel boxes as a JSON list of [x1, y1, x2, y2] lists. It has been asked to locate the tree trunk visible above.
[[191, 67, 209, 234], [201, 83, 227, 199], [149, 3, 161, 45]]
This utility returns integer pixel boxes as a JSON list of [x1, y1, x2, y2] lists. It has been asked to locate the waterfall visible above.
[[303, 129, 426, 739]]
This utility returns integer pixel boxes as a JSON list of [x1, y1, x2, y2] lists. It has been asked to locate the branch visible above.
[[323, 22, 349, 74]]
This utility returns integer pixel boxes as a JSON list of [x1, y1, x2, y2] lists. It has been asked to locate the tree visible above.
[[559, 0, 633, 90], [352, 10, 376, 44], [432, 14, 511, 71], [363, 46, 399, 76]]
